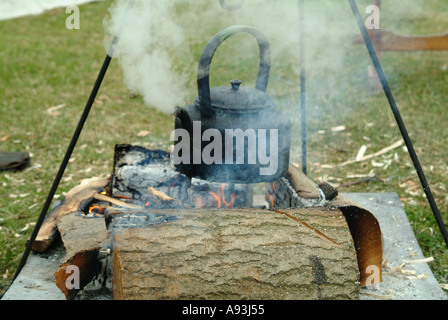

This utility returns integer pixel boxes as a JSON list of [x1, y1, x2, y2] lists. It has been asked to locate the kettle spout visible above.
[[174, 106, 192, 133]]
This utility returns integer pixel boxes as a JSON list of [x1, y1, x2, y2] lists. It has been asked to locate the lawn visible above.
[[1, 0, 447, 296]]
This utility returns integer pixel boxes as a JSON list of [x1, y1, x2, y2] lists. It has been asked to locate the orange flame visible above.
[[268, 194, 274, 208], [88, 204, 105, 216], [209, 191, 221, 208], [209, 183, 236, 209], [265, 182, 276, 208], [115, 195, 133, 200]]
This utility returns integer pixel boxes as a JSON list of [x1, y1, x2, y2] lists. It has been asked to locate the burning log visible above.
[[109, 207, 360, 300], [111, 144, 190, 203], [32, 177, 109, 253], [187, 179, 253, 209], [112, 144, 253, 209]]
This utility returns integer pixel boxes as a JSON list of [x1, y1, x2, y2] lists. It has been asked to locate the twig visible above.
[[402, 257, 434, 264], [147, 187, 186, 208], [93, 193, 144, 210], [382, 249, 393, 267], [147, 187, 176, 202], [356, 145, 368, 161], [338, 176, 378, 188], [339, 140, 404, 167]]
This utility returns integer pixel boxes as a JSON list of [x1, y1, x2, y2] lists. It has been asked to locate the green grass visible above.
[[1, 0, 447, 296]]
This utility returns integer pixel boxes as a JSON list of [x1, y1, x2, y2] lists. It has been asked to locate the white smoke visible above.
[[103, 0, 387, 116], [104, 0, 193, 114]]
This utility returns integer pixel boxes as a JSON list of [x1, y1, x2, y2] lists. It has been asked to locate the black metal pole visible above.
[[13, 54, 113, 281], [299, 0, 307, 175], [348, 0, 448, 249], [10, 0, 136, 285]]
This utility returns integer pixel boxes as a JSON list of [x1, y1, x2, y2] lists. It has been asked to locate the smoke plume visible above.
[[103, 0, 412, 117], [104, 0, 194, 114]]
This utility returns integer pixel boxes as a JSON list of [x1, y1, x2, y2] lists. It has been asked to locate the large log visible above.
[[268, 164, 383, 287], [110, 208, 360, 300]]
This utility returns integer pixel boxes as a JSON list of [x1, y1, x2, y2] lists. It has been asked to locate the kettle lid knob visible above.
[[230, 79, 242, 91]]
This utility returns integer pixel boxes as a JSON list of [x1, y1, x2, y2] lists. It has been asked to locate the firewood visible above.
[[266, 165, 326, 209], [32, 177, 109, 253], [44, 144, 383, 300], [111, 144, 190, 202], [93, 193, 144, 210], [284, 164, 320, 199], [145, 187, 186, 209], [110, 207, 360, 300], [318, 181, 338, 201], [53, 212, 109, 300]]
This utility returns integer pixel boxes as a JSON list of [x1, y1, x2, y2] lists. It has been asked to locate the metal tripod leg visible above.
[[349, 0, 448, 249]]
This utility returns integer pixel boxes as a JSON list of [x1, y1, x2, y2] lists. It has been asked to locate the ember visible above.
[[111, 144, 253, 210]]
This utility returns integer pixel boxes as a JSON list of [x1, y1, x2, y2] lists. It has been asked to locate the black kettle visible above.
[[172, 25, 291, 184]]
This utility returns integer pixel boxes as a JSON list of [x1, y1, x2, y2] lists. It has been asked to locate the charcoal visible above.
[[111, 144, 190, 203], [111, 144, 253, 209]]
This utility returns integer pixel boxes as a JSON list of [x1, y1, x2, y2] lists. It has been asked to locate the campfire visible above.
[[27, 25, 384, 300], [30, 143, 383, 300], [10, 0, 445, 301]]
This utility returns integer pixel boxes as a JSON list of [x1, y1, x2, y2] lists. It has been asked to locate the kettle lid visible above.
[[201, 79, 274, 112]]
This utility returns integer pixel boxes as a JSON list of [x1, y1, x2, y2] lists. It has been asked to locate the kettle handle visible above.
[[197, 25, 271, 113]]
